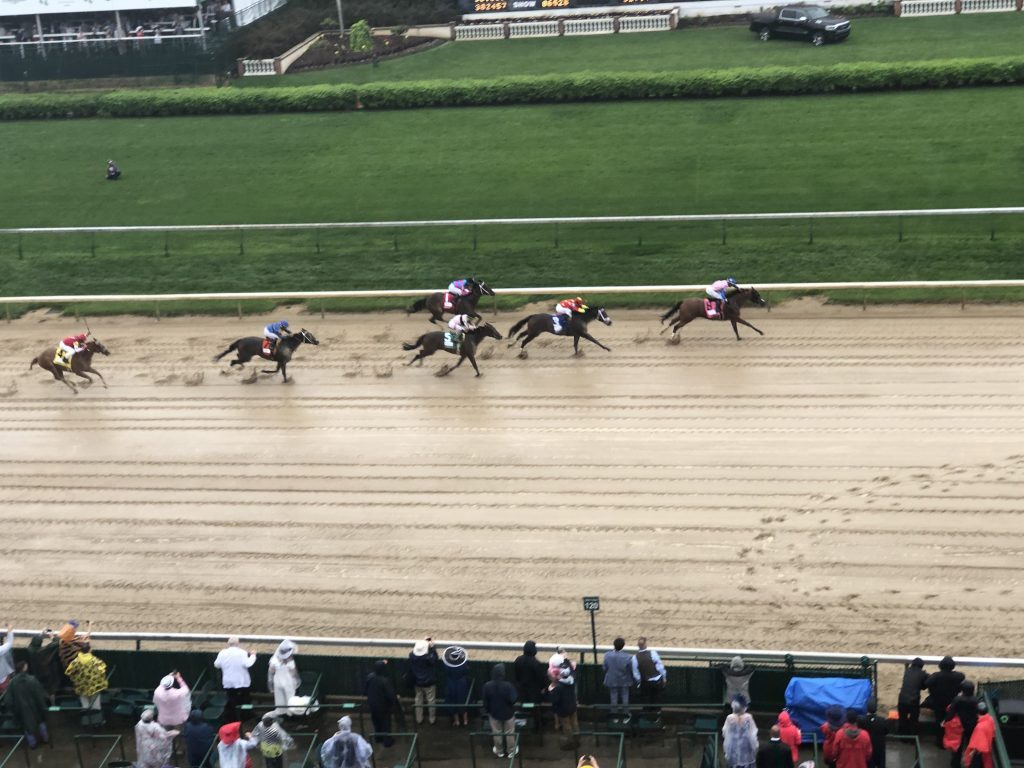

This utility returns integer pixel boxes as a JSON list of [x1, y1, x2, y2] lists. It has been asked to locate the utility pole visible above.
[[335, 0, 345, 43]]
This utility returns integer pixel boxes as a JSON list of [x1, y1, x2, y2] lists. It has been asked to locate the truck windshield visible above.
[[804, 7, 830, 17]]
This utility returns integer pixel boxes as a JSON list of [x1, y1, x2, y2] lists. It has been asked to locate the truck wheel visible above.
[[811, 31, 825, 45], [759, 28, 771, 41]]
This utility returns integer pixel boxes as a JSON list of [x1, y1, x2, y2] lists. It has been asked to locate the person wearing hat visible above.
[[268, 639, 300, 718], [407, 637, 438, 725], [26, 631, 60, 705], [153, 671, 191, 729], [820, 704, 846, 768], [926, 657, 966, 747], [64, 641, 107, 722], [946, 681, 979, 768], [321, 716, 373, 768], [897, 658, 929, 735], [365, 660, 402, 747], [862, 698, 890, 768], [723, 656, 755, 707], [135, 708, 179, 768], [547, 665, 580, 749], [483, 662, 518, 758], [217, 721, 259, 768], [443, 646, 471, 728], [56, 620, 90, 670]]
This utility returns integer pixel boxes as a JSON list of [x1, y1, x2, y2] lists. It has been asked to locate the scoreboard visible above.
[[462, 0, 663, 12]]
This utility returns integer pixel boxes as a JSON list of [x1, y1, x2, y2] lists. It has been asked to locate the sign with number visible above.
[[582, 596, 600, 611]]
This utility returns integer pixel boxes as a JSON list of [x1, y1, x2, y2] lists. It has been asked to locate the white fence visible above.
[[239, 58, 276, 75], [455, 23, 506, 40], [620, 14, 675, 31], [456, 12, 676, 41], [564, 18, 615, 35], [900, 0, 1020, 14], [507, 20, 560, 37]]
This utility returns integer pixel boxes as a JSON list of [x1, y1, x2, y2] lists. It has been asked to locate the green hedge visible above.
[[2, 57, 1023, 120]]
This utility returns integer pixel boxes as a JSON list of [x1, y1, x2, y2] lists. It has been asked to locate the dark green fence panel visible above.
[[0, 40, 226, 82]]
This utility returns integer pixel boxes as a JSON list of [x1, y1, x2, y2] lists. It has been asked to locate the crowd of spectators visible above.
[[0, 623, 1004, 768]]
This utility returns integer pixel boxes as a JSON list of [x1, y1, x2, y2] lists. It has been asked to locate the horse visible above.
[[506, 305, 613, 358], [407, 279, 496, 324], [213, 328, 320, 383], [402, 322, 503, 377], [660, 287, 767, 340], [30, 339, 110, 394]]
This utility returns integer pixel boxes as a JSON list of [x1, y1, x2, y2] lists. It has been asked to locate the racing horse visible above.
[[403, 322, 503, 377], [407, 279, 496, 324], [660, 287, 767, 340], [507, 305, 612, 358], [213, 328, 319, 383], [30, 338, 110, 394]]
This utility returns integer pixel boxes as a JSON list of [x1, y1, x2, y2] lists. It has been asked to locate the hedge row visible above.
[[2, 57, 1023, 120]]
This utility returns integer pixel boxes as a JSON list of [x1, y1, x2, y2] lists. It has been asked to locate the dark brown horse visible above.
[[507, 305, 612, 358], [660, 287, 767, 340], [30, 339, 110, 394], [407, 279, 495, 324], [213, 328, 319, 383], [403, 322, 502, 377]]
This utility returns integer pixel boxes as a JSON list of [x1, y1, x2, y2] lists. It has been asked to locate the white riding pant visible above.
[[706, 288, 727, 301], [555, 305, 573, 316], [263, 328, 281, 341], [59, 342, 78, 356]]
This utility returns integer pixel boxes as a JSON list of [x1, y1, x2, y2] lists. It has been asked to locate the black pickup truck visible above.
[[749, 5, 851, 45]]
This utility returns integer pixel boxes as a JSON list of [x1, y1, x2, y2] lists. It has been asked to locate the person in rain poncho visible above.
[[321, 716, 373, 768], [218, 721, 259, 768], [723, 656, 755, 705], [723, 696, 759, 768], [135, 708, 178, 768], [251, 713, 295, 768], [267, 639, 300, 717]]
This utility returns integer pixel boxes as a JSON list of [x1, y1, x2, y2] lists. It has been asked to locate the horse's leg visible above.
[[72, 371, 94, 387], [734, 317, 764, 337], [55, 371, 77, 394], [466, 351, 482, 377], [443, 354, 466, 376], [671, 316, 696, 335], [573, 335, 581, 355], [520, 333, 539, 350], [580, 332, 611, 352]]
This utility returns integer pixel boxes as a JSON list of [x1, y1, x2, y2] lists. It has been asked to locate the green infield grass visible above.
[[2, 87, 1023, 313], [236, 14, 1024, 88]]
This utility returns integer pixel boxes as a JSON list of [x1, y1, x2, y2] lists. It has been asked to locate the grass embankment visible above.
[[237, 15, 1024, 87], [2, 89, 1022, 315]]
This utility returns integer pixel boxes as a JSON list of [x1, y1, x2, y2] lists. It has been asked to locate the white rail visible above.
[[10, 628, 1024, 668], [2, 280, 1023, 306], [3, 206, 1023, 236]]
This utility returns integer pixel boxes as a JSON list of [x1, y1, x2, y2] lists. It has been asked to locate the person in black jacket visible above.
[[897, 658, 929, 735], [482, 663, 518, 758], [407, 638, 438, 725], [925, 657, 965, 747], [365, 659, 402, 747], [548, 666, 579, 750], [946, 681, 979, 768], [514, 640, 548, 731], [863, 699, 889, 768], [757, 726, 796, 768]]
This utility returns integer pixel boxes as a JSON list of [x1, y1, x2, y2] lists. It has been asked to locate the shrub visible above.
[[348, 19, 373, 53]]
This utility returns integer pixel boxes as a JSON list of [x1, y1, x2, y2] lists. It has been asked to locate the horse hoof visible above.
[[517, 350, 528, 360]]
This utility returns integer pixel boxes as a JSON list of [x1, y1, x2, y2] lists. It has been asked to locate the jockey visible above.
[[263, 319, 291, 353], [447, 278, 476, 298], [707, 277, 739, 306], [58, 333, 88, 367], [448, 313, 477, 336], [555, 297, 588, 317]]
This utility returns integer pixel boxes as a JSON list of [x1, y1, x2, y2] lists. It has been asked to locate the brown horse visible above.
[[506, 305, 612, 358], [660, 287, 767, 340], [407, 279, 496, 324], [30, 339, 110, 394], [402, 322, 502, 377]]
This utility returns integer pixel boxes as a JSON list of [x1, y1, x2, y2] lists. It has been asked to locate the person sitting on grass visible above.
[[106, 160, 121, 180]]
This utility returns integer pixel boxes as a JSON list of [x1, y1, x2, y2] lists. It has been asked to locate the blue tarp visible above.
[[784, 677, 874, 740]]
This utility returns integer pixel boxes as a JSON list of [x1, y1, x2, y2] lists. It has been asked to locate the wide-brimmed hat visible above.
[[413, 640, 430, 657], [443, 646, 468, 668]]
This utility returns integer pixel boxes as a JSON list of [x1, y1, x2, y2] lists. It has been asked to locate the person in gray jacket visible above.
[[603, 637, 634, 723]]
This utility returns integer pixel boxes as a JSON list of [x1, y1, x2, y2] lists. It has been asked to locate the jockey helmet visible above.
[[75, 333, 88, 342], [279, 320, 289, 328], [727, 277, 737, 286]]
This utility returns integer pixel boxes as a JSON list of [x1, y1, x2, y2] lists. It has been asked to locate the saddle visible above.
[[551, 315, 571, 335], [261, 339, 277, 358], [53, 349, 73, 369], [442, 292, 456, 311], [703, 299, 727, 320], [443, 332, 462, 352]]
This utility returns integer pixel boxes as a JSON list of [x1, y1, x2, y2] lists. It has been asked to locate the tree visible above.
[[349, 19, 372, 53]]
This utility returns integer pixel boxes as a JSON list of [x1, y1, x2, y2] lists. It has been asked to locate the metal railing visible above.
[[73, 734, 125, 768], [0, 737, 27, 768], [984, 692, 1013, 768]]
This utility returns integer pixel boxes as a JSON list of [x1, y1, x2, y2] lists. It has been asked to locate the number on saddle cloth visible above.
[[703, 299, 726, 320], [443, 332, 462, 352], [443, 292, 456, 311], [262, 339, 275, 357], [552, 315, 570, 335], [53, 349, 72, 369]]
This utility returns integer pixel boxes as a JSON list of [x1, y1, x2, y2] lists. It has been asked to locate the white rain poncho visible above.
[[267, 638, 299, 717], [135, 710, 177, 768], [320, 716, 373, 768]]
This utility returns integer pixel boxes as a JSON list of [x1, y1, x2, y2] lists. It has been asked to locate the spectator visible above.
[[321, 716, 373, 768], [579, 756, 601, 768], [64, 641, 107, 722], [218, 722, 259, 768], [513, 640, 548, 706], [548, 646, 569, 680], [57, 620, 90, 670], [723, 696, 759, 768], [821, 705, 846, 768], [106, 159, 121, 181], [946, 681, 979, 768], [863, 698, 889, 768], [964, 701, 995, 768], [184, 709, 216, 768], [407, 637, 438, 725], [926, 656, 966, 746], [777, 711, 802, 763], [833, 710, 873, 768], [26, 631, 60, 704], [135, 708, 179, 768], [631, 636, 667, 720], [758, 725, 795, 768], [548, 666, 579, 750], [897, 658, 929, 735], [482, 663, 518, 758], [267, 638, 299, 718], [364, 659, 401, 747], [0, 624, 13, 693], [603, 637, 633, 724], [214, 636, 257, 722], [443, 646, 471, 728], [6, 661, 49, 749], [251, 713, 294, 768], [723, 656, 755, 706], [153, 671, 191, 729]]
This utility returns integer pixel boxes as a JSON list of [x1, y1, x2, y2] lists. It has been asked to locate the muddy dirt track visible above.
[[1, 302, 1023, 667]]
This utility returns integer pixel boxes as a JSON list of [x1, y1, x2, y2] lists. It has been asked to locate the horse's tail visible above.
[[507, 316, 530, 337], [402, 335, 425, 351], [28, 357, 37, 370], [213, 340, 239, 362], [660, 301, 683, 323], [407, 298, 427, 314]]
